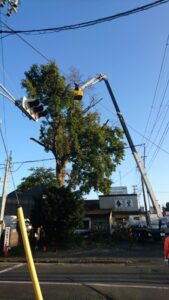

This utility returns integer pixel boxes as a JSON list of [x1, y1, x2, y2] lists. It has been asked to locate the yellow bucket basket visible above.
[[74, 89, 83, 101]]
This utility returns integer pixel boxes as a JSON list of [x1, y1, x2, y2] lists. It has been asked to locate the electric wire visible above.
[[0, 113, 20, 205], [0, 0, 168, 36], [134, 34, 169, 174], [12, 158, 55, 165], [97, 99, 169, 156], [147, 121, 169, 169], [11, 158, 55, 172], [146, 101, 169, 159], [0, 121, 8, 156], [129, 123, 169, 156], [146, 74, 169, 153], [142, 35, 169, 148], [0, 20, 50, 63], [142, 36, 169, 168], [0, 20, 69, 79], [0, 12, 7, 138]]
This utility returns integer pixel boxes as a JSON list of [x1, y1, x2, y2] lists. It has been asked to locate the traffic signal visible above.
[[0, 0, 6, 7], [20, 97, 47, 121], [0, 0, 19, 16]]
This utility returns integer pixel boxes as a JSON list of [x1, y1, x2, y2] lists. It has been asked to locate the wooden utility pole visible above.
[[0, 154, 12, 238]]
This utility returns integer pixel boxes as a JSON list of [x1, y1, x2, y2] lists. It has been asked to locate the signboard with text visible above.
[[100, 194, 138, 211], [3, 227, 10, 251]]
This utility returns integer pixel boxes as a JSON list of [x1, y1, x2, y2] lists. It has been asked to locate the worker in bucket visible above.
[[164, 233, 169, 266]]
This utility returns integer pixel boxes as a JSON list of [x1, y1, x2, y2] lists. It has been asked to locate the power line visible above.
[[147, 121, 169, 169], [0, 157, 55, 167], [0, 0, 168, 36], [146, 101, 169, 159], [139, 34, 169, 168], [147, 75, 169, 151], [12, 158, 55, 165], [0, 121, 8, 157], [145, 37, 169, 167], [142, 35, 169, 146], [0, 11, 8, 142], [127, 123, 169, 156], [97, 99, 169, 156], [0, 21, 68, 79], [0, 20, 50, 62]]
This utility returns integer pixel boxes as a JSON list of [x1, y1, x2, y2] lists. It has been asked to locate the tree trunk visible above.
[[56, 159, 66, 187]]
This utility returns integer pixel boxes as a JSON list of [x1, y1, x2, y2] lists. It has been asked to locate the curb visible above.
[[0, 256, 163, 264]]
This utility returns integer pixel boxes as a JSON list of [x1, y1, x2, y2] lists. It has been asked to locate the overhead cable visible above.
[[0, 20, 50, 62], [0, 122, 8, 157], [142, 35, 169, 147], [147, 121, 169, 169], [0, 0, 168, 36]]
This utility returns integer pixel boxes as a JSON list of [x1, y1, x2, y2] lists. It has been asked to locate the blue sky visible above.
[[0, 0, 169, 209]]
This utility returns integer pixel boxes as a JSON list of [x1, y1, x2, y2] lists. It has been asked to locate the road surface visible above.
[[0, 261, 169, 299]]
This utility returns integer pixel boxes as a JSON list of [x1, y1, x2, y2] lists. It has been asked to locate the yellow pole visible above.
[[17, 206, 43, 300]]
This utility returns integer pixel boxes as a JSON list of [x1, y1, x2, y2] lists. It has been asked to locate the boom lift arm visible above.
[[75, 73, 162, 218]]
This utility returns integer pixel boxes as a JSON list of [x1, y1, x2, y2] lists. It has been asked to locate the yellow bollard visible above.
[[17, 206, 43, 300]]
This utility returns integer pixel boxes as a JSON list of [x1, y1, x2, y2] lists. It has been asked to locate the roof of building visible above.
[[99, 193, 137, 197], [86, 209, 112, 216]]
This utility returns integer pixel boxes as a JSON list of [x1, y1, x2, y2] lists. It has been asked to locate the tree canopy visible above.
[[17, 167, 56, 192], [22, 61, 125, 194]]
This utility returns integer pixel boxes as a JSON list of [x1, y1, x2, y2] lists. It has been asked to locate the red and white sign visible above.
[[3, 227, 10, 255]]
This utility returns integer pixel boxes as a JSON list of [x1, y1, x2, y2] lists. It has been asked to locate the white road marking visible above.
[[0, 263, 23, 274], [0, 281, 169, 290]]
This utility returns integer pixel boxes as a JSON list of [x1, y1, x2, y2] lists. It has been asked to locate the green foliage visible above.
[[31, 186, 85, 244], [22, 61, 125, 194], [17, 167, 56, 191]]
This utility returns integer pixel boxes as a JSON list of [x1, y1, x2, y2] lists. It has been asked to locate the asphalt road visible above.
[[0, 261, 169, 300]]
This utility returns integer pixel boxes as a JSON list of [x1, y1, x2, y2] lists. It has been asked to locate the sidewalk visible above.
[[0, 241, 164, 264]]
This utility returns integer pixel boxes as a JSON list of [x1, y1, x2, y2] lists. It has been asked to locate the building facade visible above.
[[3, 186, 142, 235]]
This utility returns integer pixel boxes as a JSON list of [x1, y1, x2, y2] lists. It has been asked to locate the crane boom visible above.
[[102, 75, 162, 218], [75, 73, 162, 218]]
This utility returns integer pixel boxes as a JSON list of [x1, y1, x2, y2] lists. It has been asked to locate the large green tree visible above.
[[22, 62, 125, 194]]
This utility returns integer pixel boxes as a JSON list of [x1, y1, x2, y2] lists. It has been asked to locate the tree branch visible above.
[[83, 96, 103, 114], [30, 137, 45, 148]]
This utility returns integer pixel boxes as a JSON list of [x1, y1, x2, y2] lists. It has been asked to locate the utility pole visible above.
[[141, 144, 150, 226], [0, 154, 12, 238], [132, 185, 137, 194]]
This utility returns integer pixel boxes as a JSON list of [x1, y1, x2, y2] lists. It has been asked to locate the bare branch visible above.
[[83, 96, 103, 114], [67, 67, 83, 86]]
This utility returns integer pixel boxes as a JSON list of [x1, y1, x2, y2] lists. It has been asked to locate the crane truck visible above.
[[74, 73, 165, 241]]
